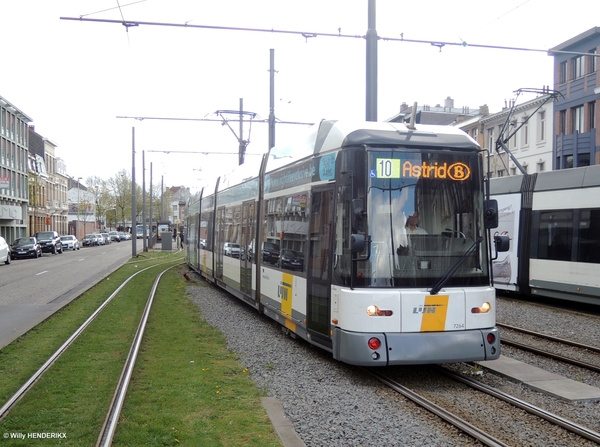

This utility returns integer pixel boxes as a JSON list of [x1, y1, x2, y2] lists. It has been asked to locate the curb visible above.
[[261, 397, 306, 447]]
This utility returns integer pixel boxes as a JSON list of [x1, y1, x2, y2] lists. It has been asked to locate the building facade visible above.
[[468, 95, 554, 178], [0, 95, 30, 242], [551, 27, 600, 169], [28, 127, 68, 236]]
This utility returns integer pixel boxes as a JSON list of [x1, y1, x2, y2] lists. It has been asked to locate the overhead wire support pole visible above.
[[131, 127, 137, 257], [365, 0, 377, 121]]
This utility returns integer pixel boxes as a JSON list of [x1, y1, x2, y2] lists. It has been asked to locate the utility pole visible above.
[[142, 150, 147, 252], [269, 49, 276, 149], [366, 0, 378, 121], [131, 127, 137, 257], [239, 98, 245, 165]]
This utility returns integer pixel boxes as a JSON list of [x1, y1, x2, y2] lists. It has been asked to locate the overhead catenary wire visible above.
[[60, 15, 597, 57]]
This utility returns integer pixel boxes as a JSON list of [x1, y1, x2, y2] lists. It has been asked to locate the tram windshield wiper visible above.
[[429, 236, 483, 295]]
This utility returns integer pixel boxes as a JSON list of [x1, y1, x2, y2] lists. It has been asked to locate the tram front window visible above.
[[360, 150, 489, 288]]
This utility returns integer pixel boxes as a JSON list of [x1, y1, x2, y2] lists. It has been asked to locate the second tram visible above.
[[491, 164, 600, 305], [186, 120, 505, 366]]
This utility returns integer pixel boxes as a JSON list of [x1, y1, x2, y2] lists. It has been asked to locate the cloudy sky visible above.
[[1, 0, 597, 192]]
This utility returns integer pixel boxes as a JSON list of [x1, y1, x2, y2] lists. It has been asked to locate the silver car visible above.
[[60, 235, 80, 250], [0, 236, 11, 265]]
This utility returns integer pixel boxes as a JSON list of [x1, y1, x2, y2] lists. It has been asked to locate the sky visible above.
[[1, 0, 598, 193]]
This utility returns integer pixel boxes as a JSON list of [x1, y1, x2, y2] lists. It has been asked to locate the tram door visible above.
[[307, 186, 335, 348], [215, 206, 226, 280], [240, 200, 255, 297]]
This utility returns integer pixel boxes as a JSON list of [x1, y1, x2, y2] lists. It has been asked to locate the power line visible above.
[[61, 15, 558, 55], [116, 115, 313, 125]]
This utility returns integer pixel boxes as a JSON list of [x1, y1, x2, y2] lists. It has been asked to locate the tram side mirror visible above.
[[352, 199, 367, 231], [351, 233, 366, 253], [494, 235, 510, 253], [484, 199, 499, 229]]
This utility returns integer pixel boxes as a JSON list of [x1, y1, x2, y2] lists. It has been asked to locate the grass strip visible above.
[[0, 258, 281, 446], [113, 267, 282, 446]]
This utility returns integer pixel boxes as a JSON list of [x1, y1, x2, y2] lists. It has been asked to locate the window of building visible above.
[[588, 101, 596, 132], [588, 49, 597, 74], [497, 169, 505, 177], [566, 155, 573, 168], [572, 106, 584, 133], [559, 110, 567, 134], [538, 111, 545, 142], [537, 160, 545, 172], [521, 120, 529, 146], [559, 61, 568, 84], [578, 153, 590, 167], [572, 55, 584, 79], [487, 128, 494, 150]]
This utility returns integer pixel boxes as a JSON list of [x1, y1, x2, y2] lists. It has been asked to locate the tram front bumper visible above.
[[332, 327, 501, 366]]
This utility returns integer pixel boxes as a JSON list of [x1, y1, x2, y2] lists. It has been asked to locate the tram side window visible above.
[[578, 209, 600, 263], [200, 210, 213, 250], [263, 192, 309, 271], [537, 211, 572, 261]]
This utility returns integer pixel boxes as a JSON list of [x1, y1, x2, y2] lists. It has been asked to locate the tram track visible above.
[[367, 366, 600, 446], [96, 265, 177, 447], [0, 258, 182, 444], [498, 322, 600, 374]]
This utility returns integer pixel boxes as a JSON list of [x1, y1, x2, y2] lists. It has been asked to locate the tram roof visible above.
[[208, 120, 480, 194], [266, 120, 479, 173]]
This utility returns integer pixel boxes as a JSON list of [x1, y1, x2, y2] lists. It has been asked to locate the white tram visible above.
[[185, 120, 505, 366], [491, 164, 600, 305]]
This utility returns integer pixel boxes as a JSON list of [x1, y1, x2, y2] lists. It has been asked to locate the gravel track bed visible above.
[[187, 279, 600, 446]]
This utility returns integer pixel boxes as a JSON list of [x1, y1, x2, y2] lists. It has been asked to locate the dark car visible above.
[[262, 242, 281, 265], [11, 237, 42, 259], [34, 231, 63, 254], [278, 249, 304, 271]]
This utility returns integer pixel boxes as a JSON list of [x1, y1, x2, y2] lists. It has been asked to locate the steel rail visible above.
[[97, 265, 178, 447], [500, 338, 600, 374], [364, 368, 509, 447], [0, 263, 162, 421], [436, 366, 600, 444], [498, 322, 600, 353]]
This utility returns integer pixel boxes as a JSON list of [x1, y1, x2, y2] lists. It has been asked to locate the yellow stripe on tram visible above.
[[280, 273, 296, 332], [420, 294, 449, 332]]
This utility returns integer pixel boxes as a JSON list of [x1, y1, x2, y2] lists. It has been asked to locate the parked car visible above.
[[35, 231, 63, 254], [11, 237, 42, 259], [0, 236, 11, 264], [94, 234, 105, 245], [100, 233, 111, 244], [223, 242, 241, 257], [109, 231, 121, 242], [60, 235, 80, 251], [262, 242, 281, 264], [82, 234, 97, 247], [278, 249, 304, 271]]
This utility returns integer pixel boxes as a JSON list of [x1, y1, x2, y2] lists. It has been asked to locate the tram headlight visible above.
[[366, 305, 393, 317], [471, 302, 491, 314]]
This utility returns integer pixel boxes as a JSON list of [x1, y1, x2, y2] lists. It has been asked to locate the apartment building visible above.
[[552, 27, 600, 169], [0, 95, 30, 242]]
